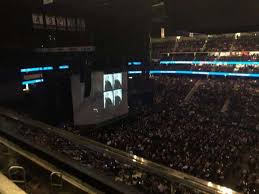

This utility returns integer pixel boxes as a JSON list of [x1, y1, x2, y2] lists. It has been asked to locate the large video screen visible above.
[[103, 73, 123, 109], [113, 73, 122, 89], [103, 91, 114, 108], [113, 89, 122, 106], [103, 74, 114, 91], [71, 72, 128, 126]]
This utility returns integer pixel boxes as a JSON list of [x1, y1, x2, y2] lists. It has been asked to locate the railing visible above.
[[0, 135, 102, 194], [0, 107, 241, 194]]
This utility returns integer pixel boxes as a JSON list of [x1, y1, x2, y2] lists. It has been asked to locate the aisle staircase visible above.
[[229, 37, 236, 51], [221, 97, 230, 113], [173, 40, 179, 52], [221, 83, 238, 113], [183, 80, 203, 103], [201, 39, 208, 52]]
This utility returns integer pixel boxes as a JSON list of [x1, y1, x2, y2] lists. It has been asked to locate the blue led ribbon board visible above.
[[160, 60, 259, 66], [59, 65, 70, 69], [22, 79, 44, 85], [21, 66, 53, 73], [128, 71, 143, 74], [128, 62, 142, 66], [149, 70, 259, 78]]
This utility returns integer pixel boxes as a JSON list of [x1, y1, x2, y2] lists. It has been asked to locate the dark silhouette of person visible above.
[[105, 97, 113, 108], [115, 95, 122, 106], [114, 79, 122, 89], [105, 80, 113, 91]]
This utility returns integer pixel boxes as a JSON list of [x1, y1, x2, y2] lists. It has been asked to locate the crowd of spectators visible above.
[[3, 33, 259, 194], [177, 39, 205, 52], [232, 36, 259, 51], [152, 33, 259, 60], [0, 115, 174, 194], [2, 75, 259, 193], [88, 76, 259, 194], [205, 37, 234, 52]]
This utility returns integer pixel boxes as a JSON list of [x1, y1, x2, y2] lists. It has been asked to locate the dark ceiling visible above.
[[2, 0, 259, 50], [2, 0, 259, 36], [165, 0, 259, 33]]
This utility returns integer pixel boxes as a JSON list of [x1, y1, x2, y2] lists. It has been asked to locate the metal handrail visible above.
[[50, 172, 63, 194], [0, 108, 241, 194], [50, 172, 63, 187], [8, 166, 26, 184], [0, 136, 104, 194]]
